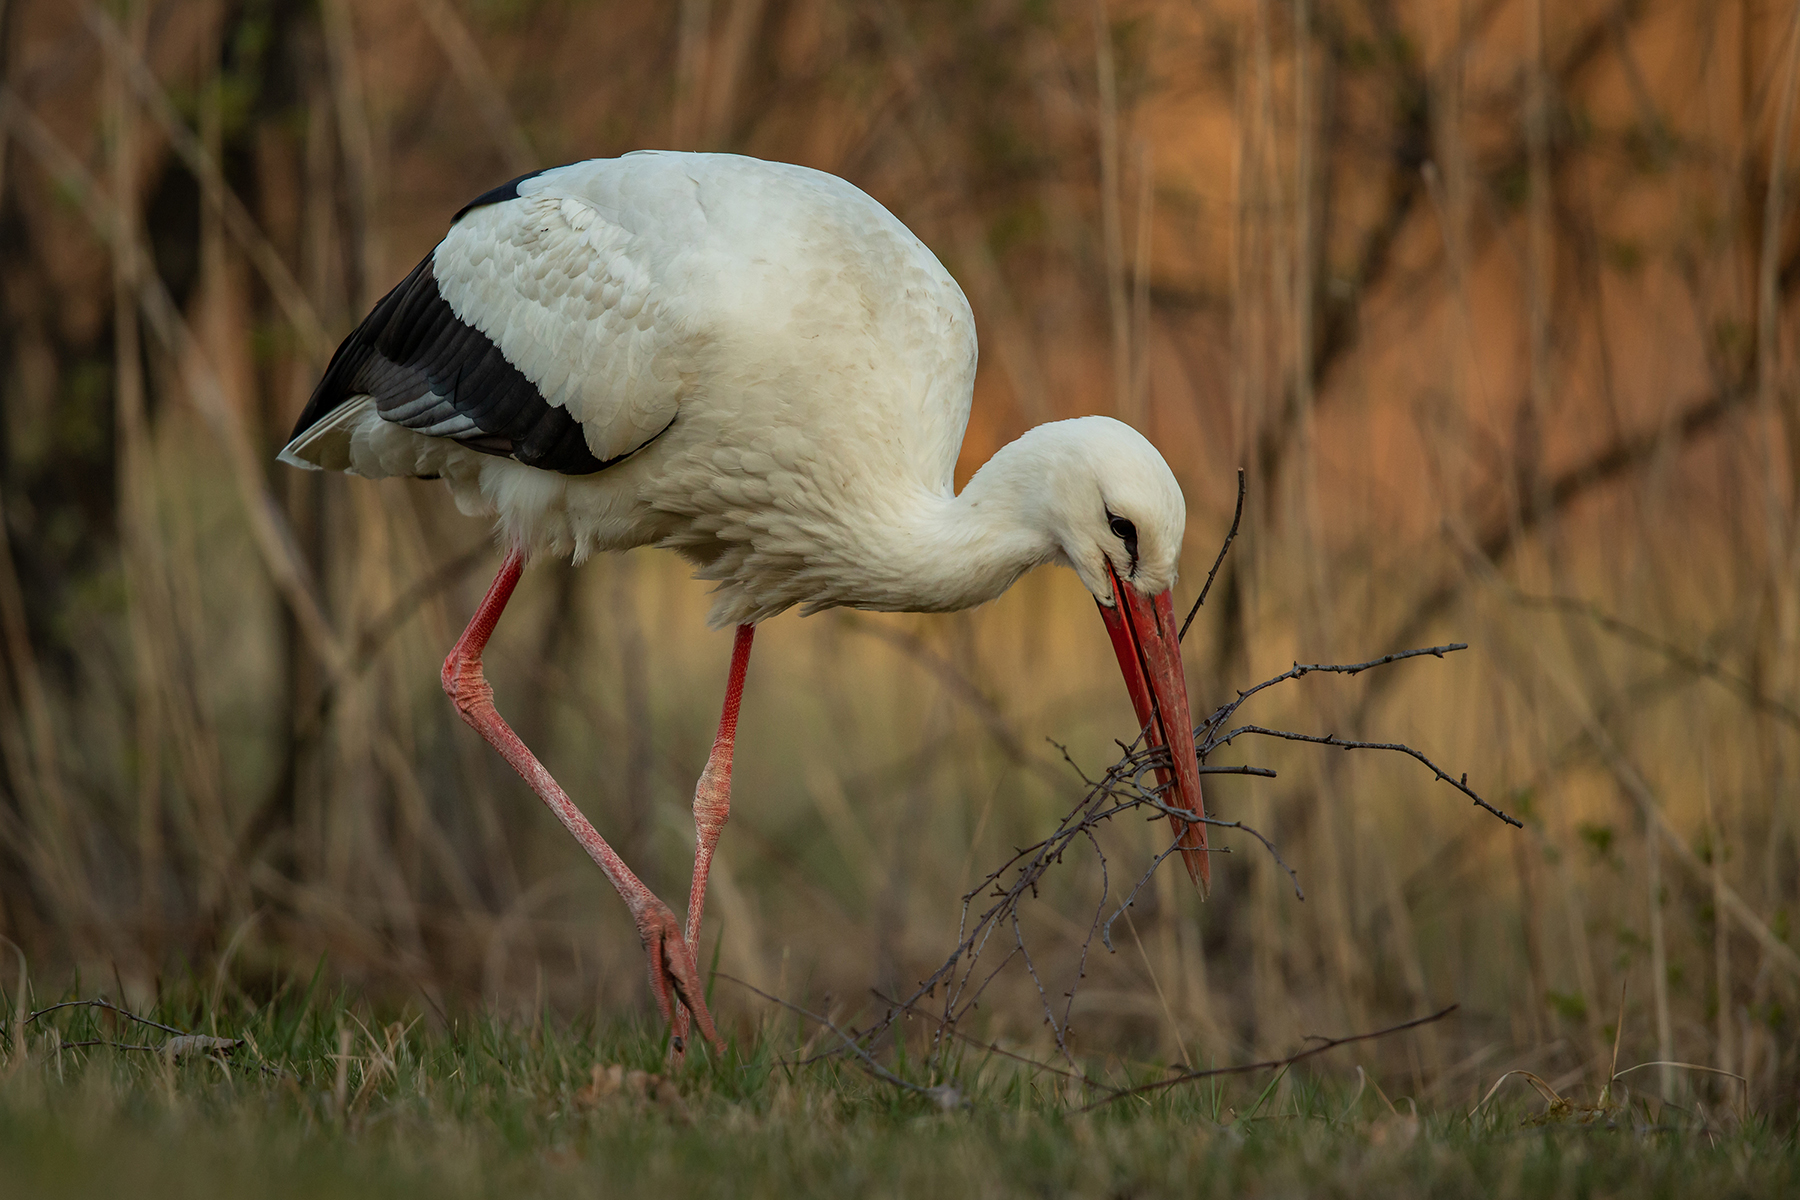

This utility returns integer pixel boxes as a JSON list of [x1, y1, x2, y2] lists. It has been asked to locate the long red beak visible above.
[[1097, 562, 1209, 894]]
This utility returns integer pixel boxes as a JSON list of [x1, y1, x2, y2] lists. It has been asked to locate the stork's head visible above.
[[1028, 417, 1211, 892], [1035, 417, 1188, 602]]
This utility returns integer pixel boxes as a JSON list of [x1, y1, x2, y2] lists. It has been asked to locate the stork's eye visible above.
[[1106, 511, 1141, 575]]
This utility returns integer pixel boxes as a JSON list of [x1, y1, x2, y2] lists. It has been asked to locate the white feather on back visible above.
[[430, 153, 975, 494], [432, 170, 690, 465], [288, 152, 1026, 624]]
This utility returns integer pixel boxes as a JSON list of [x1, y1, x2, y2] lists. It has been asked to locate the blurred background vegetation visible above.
[[0, 0, 1796, 1119]]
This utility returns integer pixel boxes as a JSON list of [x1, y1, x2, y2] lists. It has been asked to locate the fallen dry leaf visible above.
[[576, 1064, 682, 1111], [161, 1035, 242, 1060]]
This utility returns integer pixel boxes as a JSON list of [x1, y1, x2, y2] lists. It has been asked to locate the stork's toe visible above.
[[634, 898, 722, 1054]]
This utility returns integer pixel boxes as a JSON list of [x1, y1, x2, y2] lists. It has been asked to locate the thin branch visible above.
[[1102, 842, 1191, 951], [1188, 810, 1303, 900], [1014, 912, 1069, 1059], [848, 637, 1494, 1073], [717, 973, 967, 1108], [1217, 724, 1519, 827], [1180, 467, 1246, 643], [870, 988, 1118, 1094], [1279, 644, 1469, 678], [1079, 1004, 1459, 1111], [25, 997, 279, 1074], [1201, 644, 1467, 744], [26, 997, 185, 1037], [1102, 807, 1303, 955]]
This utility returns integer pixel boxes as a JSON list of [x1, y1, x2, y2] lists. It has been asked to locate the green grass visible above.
[[2, 977, 1795, 1199]]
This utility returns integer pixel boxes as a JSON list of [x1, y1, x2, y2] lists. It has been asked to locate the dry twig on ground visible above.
[[19, 996, 266, 1068]]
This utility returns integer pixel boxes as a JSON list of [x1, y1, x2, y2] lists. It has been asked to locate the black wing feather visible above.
[[288, 252, 617, 476], [450, 168, 548, 226]]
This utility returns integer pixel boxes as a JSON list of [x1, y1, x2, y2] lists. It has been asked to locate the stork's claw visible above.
[[634, 898, 722, 1053]]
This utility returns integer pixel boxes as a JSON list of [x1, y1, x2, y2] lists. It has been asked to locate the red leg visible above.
[[441, 549, 720, 1051], [685, 624, 756, 948], [671, 623, 755, 1053]]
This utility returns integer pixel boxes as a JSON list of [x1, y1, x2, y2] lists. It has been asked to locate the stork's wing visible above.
[[283, 165, 689, 476]]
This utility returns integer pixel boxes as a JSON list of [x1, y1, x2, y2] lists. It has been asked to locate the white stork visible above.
[[280, 151, 1206, 1051]]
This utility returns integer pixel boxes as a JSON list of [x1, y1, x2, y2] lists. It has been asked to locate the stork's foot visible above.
[[634, 896, 722, 1055]]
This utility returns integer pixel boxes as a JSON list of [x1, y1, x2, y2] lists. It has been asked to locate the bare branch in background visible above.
[[411, 0, 536, 174], [1385, 381, 1754, 663], [0, 86, 348, 679], [84, 4, 332, 360], [1512, 592, 1800, 731]]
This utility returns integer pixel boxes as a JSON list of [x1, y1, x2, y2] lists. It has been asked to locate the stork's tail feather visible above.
[[278, 393, 375, 472]]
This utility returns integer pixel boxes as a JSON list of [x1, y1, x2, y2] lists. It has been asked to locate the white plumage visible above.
[[283, 151, 1185, 626], [282, 151, 1208, 1046]]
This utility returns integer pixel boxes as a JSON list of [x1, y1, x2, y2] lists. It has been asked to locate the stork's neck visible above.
[[861, 426, 1071, 614]]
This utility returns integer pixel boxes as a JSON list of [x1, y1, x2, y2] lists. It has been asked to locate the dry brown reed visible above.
[[0, 0, 1796, 1120]]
